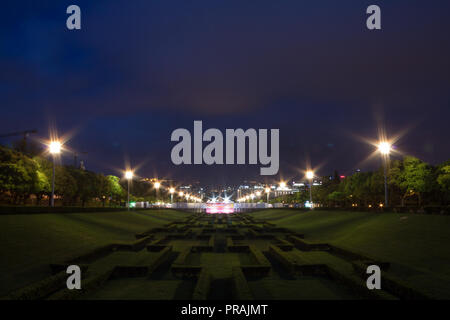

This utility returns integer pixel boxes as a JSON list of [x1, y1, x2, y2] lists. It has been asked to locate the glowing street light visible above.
[[125, 171, 133, 180], [169, 187, 175, 203], [378, 142, 391, 155], [279, 181, 286, 189], [125, 170, 133, 210], [306, 170, 314, 209], [49, 141, 61, 154], [378, 141, 391, 207], [153, 181, 161, 203], [49, 140, 62, 207], [179, 191, 184, 197]]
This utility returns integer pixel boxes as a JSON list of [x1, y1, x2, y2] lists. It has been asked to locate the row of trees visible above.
[[0, 145, 161, 206], [272, 156, 450, 207]]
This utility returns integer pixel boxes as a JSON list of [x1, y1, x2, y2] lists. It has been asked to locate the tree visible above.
[[436, 161, 450, 205], [107, 175, 125, 205], [33, 165, 50, 205], [390, 156, 433, 206], [54, 166, 78, 205], [0, 146, 43, 204], [327, 191, 346, 205]]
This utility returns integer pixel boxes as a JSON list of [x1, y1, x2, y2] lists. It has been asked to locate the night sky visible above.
[[1, 1, 449, 186]]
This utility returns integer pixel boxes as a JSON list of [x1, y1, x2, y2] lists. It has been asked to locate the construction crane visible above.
[[0, 129, 38, 152], [0, 129, 38, 139]]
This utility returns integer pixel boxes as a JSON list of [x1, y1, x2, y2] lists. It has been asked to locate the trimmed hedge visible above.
[[192, 268, 211, 300], [273, 206, 450, 215], [2, 271, 68, 300], [231, 267, 253, 300], [351, 261, 430, 299], [0, 206, 161, 215]]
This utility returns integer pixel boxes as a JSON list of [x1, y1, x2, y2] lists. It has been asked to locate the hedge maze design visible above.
[[4, 212, 430, 300]]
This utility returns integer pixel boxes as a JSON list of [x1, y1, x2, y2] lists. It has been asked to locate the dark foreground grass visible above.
[[0, 209, 189, 296], [250, 209, 450, 298]]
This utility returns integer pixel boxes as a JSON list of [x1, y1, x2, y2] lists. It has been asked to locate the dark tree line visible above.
[[272, 156, 450, 207], [0, 145, 160, 206]]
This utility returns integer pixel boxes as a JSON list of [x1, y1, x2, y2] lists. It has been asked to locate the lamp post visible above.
[[306, 170, 314, 209], [154, 181, 161, 204], [49, 141, 61, 207], [279, 181, 286, 201], [169, 187, 175, 203], [265, 187, 270, 204], [378, 142, 391, 207], [125, 170, 133, 210]]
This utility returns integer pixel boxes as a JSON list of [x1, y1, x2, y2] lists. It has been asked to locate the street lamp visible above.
[[125, 170, 133, 210], [306, 170, 314, 209], [153, 181, 161, 203], [49, 141, 61, 207], [169, 187, 175, 203], [265, 187, 271, 204], [378, 142, 391, 156], [378, 141, 391, 207]]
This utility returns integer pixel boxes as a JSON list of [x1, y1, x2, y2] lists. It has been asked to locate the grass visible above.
[[250, 209, 450, 298], [0, 209, 189, 296], [2, 208, 450, 299]]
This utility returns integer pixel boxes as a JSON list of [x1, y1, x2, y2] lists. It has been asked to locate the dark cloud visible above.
[[1, 0, 449, 184]]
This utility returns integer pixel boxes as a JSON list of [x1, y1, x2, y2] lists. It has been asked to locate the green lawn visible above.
[[2, 209, 450, 299], [250, 209, 450, 298], [0, 209, 190, 296]]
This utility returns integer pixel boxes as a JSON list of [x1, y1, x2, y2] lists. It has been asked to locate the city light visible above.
[[306, 170, 314, 180], [178, 191, 184, 197], [49, 141, 62, 154], [255, 191, 261, 197], [154, 181, 161, 189], [169, 187, 175, 194], [125, 171, 133, 180], [265, 187, 270, 193], [279, 181, 286, 189], [378, 141, 391, 155]]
